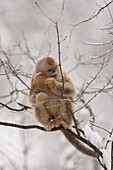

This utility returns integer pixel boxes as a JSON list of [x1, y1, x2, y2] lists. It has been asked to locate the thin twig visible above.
[[92, 47, 113, 59], [56, 23, 64, 95], [81, 40, 113, 46], [91, 123, 111, 135], [80, 98, 95, 124], [103, 0, 113, 22], [35, 2, 55, 23], [57, 0, 65, 22], [76, 58, 106, 102], [74, 78, 112, 114]]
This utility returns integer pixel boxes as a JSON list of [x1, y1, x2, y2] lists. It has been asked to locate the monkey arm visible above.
[[45, 77, 75, 98], [57, 81, 75, 96]]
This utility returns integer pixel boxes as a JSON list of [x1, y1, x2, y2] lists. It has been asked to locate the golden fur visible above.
[[29, 57, 75, 130]]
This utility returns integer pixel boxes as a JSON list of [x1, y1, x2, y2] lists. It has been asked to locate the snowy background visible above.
[[0, 0, 113, 169]]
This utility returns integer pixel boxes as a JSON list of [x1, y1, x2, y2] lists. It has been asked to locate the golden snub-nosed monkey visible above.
[[29, 57, 75, 130]]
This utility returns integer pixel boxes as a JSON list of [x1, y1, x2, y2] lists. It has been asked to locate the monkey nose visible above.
[[51, 73, 57, 77]]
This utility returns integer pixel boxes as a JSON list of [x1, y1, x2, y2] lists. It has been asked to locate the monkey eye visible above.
[[48, 69, 53, 73], [48, 67, 57, 74]]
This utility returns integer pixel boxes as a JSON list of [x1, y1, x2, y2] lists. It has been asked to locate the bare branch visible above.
[[80, 98, 95, 124], [81, 40, 113, 46], [91, 122, 112, 135], [56, 23, 64, 95], [0, 121, 46, 131], [0, 102, 32, 112], [103, 0, 113, 22], [70, 111, 80, 136], [35, 2, 55, 23], [92, 47, 113, 59], [57, 0, 65, 22]]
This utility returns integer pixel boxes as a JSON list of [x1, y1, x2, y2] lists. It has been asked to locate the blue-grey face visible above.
[[48, 67, 57, 77]]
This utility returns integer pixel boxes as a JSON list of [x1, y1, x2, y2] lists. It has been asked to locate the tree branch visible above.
[[0, 102, 32, 112], [56, 22, 64, 95], [0, 121, 46, 131]]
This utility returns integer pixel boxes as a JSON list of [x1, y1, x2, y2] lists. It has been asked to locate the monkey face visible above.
[[47, 67, 57, 78], [35, 57, 60, 79]]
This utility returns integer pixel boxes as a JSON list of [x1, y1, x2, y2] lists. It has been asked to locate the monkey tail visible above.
[[61, 128, 102, 158]]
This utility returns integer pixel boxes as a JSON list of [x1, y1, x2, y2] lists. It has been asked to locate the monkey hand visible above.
[[36, 92, 48, 105], [45, 77, 56, 88]]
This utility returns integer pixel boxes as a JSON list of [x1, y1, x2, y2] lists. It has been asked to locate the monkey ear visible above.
[[34, 72, 42, 77]]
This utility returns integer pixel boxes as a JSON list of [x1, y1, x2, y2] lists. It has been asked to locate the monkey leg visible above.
[[58, 102, 73, 129], [48, 116, 69, 130], [57, 113, 72, 129], [34, 107, 64, 130]]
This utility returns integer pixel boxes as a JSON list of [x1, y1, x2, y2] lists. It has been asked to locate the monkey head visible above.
[[34, 57, 61, 79]]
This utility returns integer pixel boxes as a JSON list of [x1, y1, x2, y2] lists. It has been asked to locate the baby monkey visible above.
[[29, 57, 75, 130]]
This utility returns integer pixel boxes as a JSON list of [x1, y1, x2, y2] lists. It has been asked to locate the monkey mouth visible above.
[[51, 73, 57, 78]]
